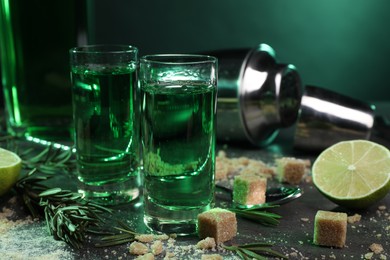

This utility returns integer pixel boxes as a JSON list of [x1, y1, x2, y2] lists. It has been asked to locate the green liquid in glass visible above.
[[142, 82, 216, 231], [71, 65, 139, 187]]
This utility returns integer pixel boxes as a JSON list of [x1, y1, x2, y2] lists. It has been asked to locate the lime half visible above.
[[0, 148, 22, 197], [312, 140, 390, 209]]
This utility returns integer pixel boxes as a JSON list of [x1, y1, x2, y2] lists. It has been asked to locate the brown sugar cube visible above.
[[313, 210, 347, 248], [197, 208, 237, 244], [276, 157, 306, 185], [233, 174, 267, 205]]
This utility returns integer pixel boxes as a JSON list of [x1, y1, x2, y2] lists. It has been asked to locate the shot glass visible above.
[[69, 45, 141, 205], [140, 54, 218, 235]]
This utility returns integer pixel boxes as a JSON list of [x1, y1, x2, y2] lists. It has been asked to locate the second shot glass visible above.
[[140, 54, 218, 235]]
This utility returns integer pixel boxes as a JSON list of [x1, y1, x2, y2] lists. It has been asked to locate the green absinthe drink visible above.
[[71, 61, 140, 205], [142, 81, 217, 234]]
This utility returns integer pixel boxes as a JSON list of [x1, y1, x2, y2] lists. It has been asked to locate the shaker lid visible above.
[[238, 44, 302, 146]]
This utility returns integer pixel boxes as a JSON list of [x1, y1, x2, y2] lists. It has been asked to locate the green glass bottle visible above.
[[0, 0, 87, 141]]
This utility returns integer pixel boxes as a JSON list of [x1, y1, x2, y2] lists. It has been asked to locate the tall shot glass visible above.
[[140, 54, 218, 235], [69, 45, 141, 205]]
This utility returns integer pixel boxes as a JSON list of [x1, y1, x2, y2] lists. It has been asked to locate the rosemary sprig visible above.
[[15, 171, 112, 248], [8, 140, 114, 249], [15, 168, 50, 218], [0, 137, 114, 248], [0, 135, 15, 142], [40, 188, 112, 249], [95, 221, 139, 247], [0, 135, 76, 175], [19, 145, 76, 174], [228, 205, 282, 227], [222, 242, 288, 260]]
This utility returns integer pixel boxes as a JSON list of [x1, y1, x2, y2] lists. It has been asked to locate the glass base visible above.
[[143, 196, 212, 236], [7, 123, 73, 142], [78, 175, 140, 206]]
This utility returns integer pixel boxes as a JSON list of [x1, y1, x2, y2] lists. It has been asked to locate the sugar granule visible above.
[[369, 243, 384, 254], [201, 253, 223, 260], [151, 240, 163, 255], [129, 241, 149, 255], [365, 252, 374, 259], [347, 213, 362, 224], [0, 219, 73, 260], [136, 252, 155, 260], [196, 237, 216, 249]]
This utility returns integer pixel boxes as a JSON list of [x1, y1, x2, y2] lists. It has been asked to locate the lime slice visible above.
[[312, 140, 390, 209], [0, 148, 22, 196]]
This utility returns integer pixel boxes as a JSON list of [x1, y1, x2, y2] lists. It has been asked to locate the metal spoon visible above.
[[215, 183, 302, 209]]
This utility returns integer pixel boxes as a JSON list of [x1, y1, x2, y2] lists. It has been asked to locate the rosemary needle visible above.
[[222, 243, 288, 260], [228, 205, 282, 227], [95, 221, 139, 247]]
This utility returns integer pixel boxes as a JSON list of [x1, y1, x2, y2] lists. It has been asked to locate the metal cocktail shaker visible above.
[[293, 85, 376, 152], [208, 44, 303, 146]]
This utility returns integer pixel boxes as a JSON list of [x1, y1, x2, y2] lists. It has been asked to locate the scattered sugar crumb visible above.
[[136, 252, 155, 260], [215, 151, 275, 180], [369, 243, 384, 254], [0, 220, 73, 259], [135, 233, 170, 243], [196, 237, 216, 250], [129, 241, 149, 255], [164, 251, 176, 259], [300, 218, 309, 222], [151, 240, 163, 255], [135, 234, 155, 243], [348, 213, 362, 224], [201, 254, 223, 260]]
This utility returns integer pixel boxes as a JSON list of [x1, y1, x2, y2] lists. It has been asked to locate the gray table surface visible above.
[[1, 132, 389, 260]]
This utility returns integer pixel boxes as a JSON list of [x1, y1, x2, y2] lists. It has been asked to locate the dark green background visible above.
[[88, 0, 390, 103], [1, 0, 389, 106]]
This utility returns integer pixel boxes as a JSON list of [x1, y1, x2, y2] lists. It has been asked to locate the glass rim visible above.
[[140, 54, 217, 65], [69, 44, 138, 54]]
